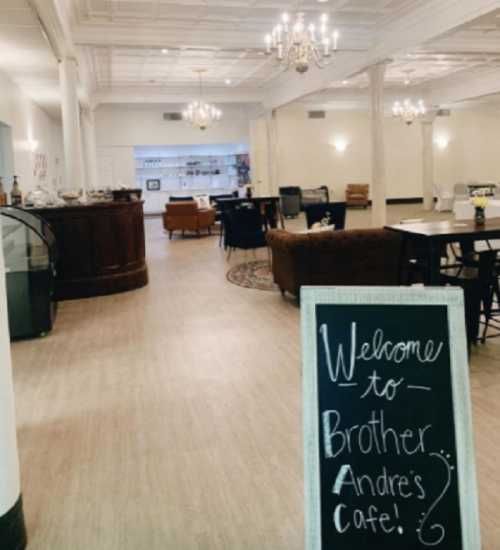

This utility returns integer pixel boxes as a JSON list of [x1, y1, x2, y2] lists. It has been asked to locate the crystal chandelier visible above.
[[265, 12, 339, 74], [392, 98, 426, 125], [183, 69, 222, 130]]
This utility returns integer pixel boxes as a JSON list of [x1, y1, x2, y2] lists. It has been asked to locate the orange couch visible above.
[[345, 183, 369, 208], [163, 201, 216, 239]]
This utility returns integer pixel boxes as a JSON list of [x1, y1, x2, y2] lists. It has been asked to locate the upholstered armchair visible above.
[[163, 201, 216, 239], [345, 183, 369, 208]]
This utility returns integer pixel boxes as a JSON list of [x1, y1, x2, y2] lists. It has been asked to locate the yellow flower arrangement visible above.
[[471, 195, 489, 209]]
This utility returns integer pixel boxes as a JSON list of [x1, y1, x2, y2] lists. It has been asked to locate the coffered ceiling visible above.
[[69, 0, 411, 98], [4, 0, 500, 117]]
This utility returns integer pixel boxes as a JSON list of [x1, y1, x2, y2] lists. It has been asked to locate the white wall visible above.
[[252, 103, 500, 200], [95, 103, 251, 190], [0, 69, 63, 196]]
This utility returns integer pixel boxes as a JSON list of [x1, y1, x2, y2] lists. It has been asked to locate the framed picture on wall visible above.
[[146, 179, 161, 191]]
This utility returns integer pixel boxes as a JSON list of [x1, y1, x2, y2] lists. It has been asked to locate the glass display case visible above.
[[1, 206, 57, 339]]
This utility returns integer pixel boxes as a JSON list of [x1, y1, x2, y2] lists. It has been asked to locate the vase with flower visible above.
[[471, 194, 488, 226]]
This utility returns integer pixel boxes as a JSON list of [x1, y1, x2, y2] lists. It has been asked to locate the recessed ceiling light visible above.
[[404, 79, 411, 85], [342, 80, 348, 85], [161, 49, 168, 54], [317, 0, 329, 3], [225, 78, 232, 85]]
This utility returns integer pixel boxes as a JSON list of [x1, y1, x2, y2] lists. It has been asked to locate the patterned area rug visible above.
[[226, 260, 277, 291]]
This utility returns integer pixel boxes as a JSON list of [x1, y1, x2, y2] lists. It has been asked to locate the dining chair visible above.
[[440, 249, 498, 349], [224, 206, 267, 260], [399, 218, 450, 284], [434, 184, 454, 212], [454, 182, 469, 201], [304, 202, 347, 229], [279, 186, 301, 218]]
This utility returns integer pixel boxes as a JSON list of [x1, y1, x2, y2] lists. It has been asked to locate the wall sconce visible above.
[[16, 139, 39, 152], [333, 137, 348, 153], [434, 135, 449, 150]]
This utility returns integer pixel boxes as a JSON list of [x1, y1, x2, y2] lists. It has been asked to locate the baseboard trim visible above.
[[361, 197, 426, 206], [0, 495, 27, 550], [386, 197, 424, 205]]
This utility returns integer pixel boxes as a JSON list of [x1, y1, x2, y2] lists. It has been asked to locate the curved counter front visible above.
[[31, 201, 148, 300]]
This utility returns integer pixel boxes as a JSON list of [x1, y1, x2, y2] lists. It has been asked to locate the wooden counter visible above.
[[31, 201, 148, 300]]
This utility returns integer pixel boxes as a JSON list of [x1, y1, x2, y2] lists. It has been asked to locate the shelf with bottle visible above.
[[135, 154, 238, 170]]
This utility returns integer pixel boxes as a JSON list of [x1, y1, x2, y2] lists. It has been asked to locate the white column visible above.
[[421, 114, 436, 211], [59, 57, 85, 191], [265, 110, 279, 196], [81, 107, 99, 191], [368, 63, 387, 227], [0, 221, 26, 543]]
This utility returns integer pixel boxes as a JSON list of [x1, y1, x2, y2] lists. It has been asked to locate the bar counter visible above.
[[31, 201, 148, 300]]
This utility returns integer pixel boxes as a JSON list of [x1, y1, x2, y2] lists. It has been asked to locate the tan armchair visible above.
[[345, 183, 369, 208], [163, 201, 216, 239]]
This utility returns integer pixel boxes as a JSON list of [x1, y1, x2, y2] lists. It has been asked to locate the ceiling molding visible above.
[[425, 65, 500, 105], [94, 87, 265, 105]]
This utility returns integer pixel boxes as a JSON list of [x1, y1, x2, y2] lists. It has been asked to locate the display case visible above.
[[1, 206, 57, 339]]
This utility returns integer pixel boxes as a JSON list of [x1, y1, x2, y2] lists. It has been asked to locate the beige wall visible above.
[[0, 69, 63, 195], [95, 103, 251, 189], [252, 104, 500, 199]]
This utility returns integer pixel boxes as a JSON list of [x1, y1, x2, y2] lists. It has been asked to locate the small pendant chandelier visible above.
[[392, 98, 426, 125], [265, 12, 339, 74], [183, 69, 222, 130]]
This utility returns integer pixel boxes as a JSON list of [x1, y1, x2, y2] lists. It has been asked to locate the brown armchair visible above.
[[266, 228, 402, 298], [345, 183, 369, 208], [162, 201, 216, 239]]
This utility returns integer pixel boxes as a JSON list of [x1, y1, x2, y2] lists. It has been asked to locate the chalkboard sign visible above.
[[301, 287, 481, 550]]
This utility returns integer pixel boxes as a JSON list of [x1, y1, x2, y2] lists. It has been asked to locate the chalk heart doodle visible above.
[[319, 320, 454, 546]]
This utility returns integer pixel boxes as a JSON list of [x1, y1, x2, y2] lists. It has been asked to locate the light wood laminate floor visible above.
[[11, 205, 500, 549]]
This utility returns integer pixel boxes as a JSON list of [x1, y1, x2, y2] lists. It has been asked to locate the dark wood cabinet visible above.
[[31, 202, 148, 300]]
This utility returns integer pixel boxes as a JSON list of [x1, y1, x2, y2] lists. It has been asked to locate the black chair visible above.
[[279, 186, 301, 218], [300, 186, 330, 210], [224, 206, 267, 259], [279, 186, 301, 219], [304, 202, 346, 230], [169, 195, 193, 202], [441, 249, 498, 349]]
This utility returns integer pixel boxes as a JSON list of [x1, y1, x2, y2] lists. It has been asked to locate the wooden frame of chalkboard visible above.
[[301, 286, 481, 550]]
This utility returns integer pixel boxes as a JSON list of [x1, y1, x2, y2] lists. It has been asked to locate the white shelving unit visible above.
[[134, 146, 249, 215], [137, 156, 238, 190]]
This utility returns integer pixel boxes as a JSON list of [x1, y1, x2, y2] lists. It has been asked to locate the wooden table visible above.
[[385, 218, 500, 284], [215, 196, 285, 230]]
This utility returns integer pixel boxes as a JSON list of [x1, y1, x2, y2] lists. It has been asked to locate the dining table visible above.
[[385, 218, 500, 285], [215, 196, 285, 230]]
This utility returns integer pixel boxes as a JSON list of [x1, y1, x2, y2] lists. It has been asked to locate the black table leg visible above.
[[427, 240, 442, 285], [398, 235, 409, 285]]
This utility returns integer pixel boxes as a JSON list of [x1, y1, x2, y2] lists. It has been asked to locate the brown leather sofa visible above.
[[163, 201, 216, 239], [345, 183, 369, 208], [266, 228, 402, 297]]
